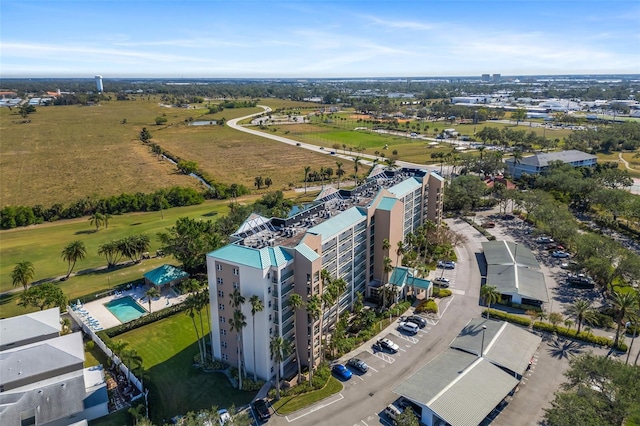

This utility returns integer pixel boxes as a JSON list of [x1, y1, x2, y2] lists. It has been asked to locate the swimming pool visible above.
[[104, 296, 147, 323]]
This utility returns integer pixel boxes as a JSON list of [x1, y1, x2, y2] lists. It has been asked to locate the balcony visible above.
[[281, 269, 294, 283], [282, 282, 294, 296], [282, 309, 294, 324]]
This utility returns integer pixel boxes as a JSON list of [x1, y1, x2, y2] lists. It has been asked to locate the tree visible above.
[[303, 166, 311, 193], [89, 212, 104, 230], [155, 116, 168, 125], [11, 260, 35, 291], [567, 299, 597, 335], [139, 127, 152, 142], [158, 217, 222, 272], [480, 285, 501, 318], [543, 353, 640, 426], [177, 160, 198, 175], [145, 287, 160, 313], [185, 293, 206, 364], [18, 282, 66, 311], [230, 310, 247, 390], [264, 177, 273, 188], [395, 407, 420, 426], [511, 108, 527, 125], [110, 339, 129, 371], [249, 295, 264, 382], [612, 291, 639, 348], [269, 335, 291, 400], [61, 240, 87, 279], [98, 240, 123, 268], [335, 161, 344, 188], [289, 293, 305, 383], [549, 312, 564, 330], [254, 176, 264, 190], [121, 348, 143, 384], [383, 256, 394, 308], [306, 295, 321, 384]]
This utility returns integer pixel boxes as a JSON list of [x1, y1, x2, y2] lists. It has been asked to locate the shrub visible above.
[[482, 309, 531, 326], [433, 289, 452, 298], [415, 299, 438, 314], [242, 379, 266, 392], [84, 340, 95, 351], [532, 321, 627, 352]]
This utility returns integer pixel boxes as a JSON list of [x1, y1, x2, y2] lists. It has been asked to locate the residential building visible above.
[[207, 167, 444, 381], [0, 308, 109, 425], [94, 76, 103, 93], [504, 149, 597, 178]]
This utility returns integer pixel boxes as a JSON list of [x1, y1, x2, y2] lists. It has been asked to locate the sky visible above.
[[1, 0, 639, 78]]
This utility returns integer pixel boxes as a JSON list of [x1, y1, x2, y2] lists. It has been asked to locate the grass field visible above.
[[116, 312, 253, 423]]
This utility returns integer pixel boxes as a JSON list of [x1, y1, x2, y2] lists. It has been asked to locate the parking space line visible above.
[[362, 421, 369, 426], [355, 374, 364, 381], [285, 393, 344, 422], [373, 352, 395, 363], [368, 366, 379, 373]]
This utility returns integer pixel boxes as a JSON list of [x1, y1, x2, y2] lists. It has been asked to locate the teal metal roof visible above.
[[409, 276, 431, 290], [388, 177, 421, 198], [307, 207, 366, 241], [389, 266, 410, 286], [296, 243, 320, 262], [143, 264, 189, 286], [430, 171, 445, 181], [209, 244, 293, 269], [377, 197, 397, 211], [269, 247, 293, 267]]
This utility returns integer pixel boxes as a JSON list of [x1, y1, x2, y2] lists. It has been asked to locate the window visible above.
[[216, 264, 222, 271], [220, 329, 227, 336], [268, 300, 272, 308], [269, 314, 272, 321], [220, 317, 225, 323], [270, 366, 274, 373], [233, 268, 239, 275], [222, 354, 228, 361], [268, 286, 271, 294], [221, 341, 227, 348], [233, 282, 239, 289], [217, 277, 223, 285], [217, 290, 224, 298], [269, 327, 272, 335], [219, 304, 225, 311]]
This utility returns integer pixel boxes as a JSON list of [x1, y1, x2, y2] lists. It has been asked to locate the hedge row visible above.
[[461, 217, 496, 241], [103, 303, 189, 338], [433, 288, 452, 298], [482, 309, 532, 326], [532, 321, 627, 352], [415, 299, 438, 314]]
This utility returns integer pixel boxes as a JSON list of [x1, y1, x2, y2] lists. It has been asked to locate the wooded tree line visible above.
[[566, 121, 640, 152]]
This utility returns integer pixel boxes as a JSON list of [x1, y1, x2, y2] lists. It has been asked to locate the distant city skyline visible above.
[[1, 1, 638, 78]]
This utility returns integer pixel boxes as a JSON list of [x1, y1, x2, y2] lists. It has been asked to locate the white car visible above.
[[376, 338, 400, 353], [433, 277, 450, 288], [399, 321, 419, 335], [217, 409, 231, 425]]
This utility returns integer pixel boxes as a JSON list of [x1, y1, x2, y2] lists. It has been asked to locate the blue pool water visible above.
[[104, 296, 147, 323]]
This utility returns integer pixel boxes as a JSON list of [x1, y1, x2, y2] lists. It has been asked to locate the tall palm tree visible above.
[[306, 295, 321, 384], [353, 156, 362, 182], [110, 339, 129, 372], [249, 295, 264, 382], [331, 278, 348, 323], [480, 285, 501, 318], [567, 299, 597, 335], [185, 294, 205, 363], [303, 166, 311, 193], [230, 310, 247, 390], [612, 291, 639, 348], [102, 212, 112, 229], [319, 269, 332, 359], [61, 240, 87, 279], [89, 212, 104, 230], [383, 256, 394, 308], [335, 161, 344, 188], [396, 241, 405, 267], [229, 289, 246, 378], [289, 293, 305, 383], [11, 260, 35, 291], [269, 335, 292, 400], [145, 287, 160, 313]]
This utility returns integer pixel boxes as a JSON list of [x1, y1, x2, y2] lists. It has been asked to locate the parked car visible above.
[[437, 260, 455, 269], [482, 221, 496, 228], [552, 250, 570, 258], [217, 409, 231, 426], [398, 321, 419, 335], [347, 357, 369, 373], [567, 273, 595, 288], [376, 338, 399, 353], [252, 399, 270, 422], [383, 404, 403, 421], [406, 315, 427, 328], [332, 364, 353, 380], [433, 277, 450, 288], [535, 236, 554, 244]]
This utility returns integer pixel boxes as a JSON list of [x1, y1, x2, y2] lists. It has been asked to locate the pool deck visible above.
[[72, 286, 189, 331]]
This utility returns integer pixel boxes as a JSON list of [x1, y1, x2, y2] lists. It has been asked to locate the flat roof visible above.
[[0, 307, 60, 348]]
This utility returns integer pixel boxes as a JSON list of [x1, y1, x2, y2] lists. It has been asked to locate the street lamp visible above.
[[480, 325, 487, 357]]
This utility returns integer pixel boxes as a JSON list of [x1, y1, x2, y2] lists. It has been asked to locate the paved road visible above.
[[266, 219, 484, 426]]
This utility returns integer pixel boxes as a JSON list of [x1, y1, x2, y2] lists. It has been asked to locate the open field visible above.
[[116, 312, 252, 423]]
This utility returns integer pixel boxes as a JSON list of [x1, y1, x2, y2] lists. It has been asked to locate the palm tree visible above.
[[383, 256, 394, 308], [335, 161, 344, 188], [11, 260, 35, 291], [289, 293, 305, 383], [254, 176, 263, 190], [331, 278, 348, 324], [61, 240, 87, 279], [353, 156, 362, 182], [249, 295, 264, 382], [396, 241, 405, 267], [121, 348, 143, 383], [102, 212, 112, 229], [145, 287, 160, 313], [98, 241, 123, 269], [185, 294, 205, 363], [612, 291, 639, 348], [567, 299, 597, 335], [306, 295, 321, 384], [480, 285, 501, 318], [303, 166, 311, 193], [110, 339, 129, 372], [230, 310, 247, 390], [548, 312, 564, 330], [89, 212, 104, 230], [269, 335, 291, 400]]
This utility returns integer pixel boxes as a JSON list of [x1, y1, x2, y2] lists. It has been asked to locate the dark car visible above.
[[347, 357, 369, 373], [332, 364, 353, 380], [252, 398, 270, 422], [406, 315, 427, 328]]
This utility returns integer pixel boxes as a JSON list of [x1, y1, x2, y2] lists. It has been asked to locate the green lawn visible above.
[[116, 312, 253, 424], [271, 377, 342, 415]]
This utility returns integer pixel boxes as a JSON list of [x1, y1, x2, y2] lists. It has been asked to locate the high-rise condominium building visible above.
[[206, 166, 444, 381], [95, 75, 103, 93]]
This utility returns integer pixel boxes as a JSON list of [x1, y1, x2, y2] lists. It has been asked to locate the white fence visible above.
[[68, 307, 144, 393]]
